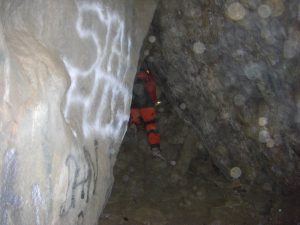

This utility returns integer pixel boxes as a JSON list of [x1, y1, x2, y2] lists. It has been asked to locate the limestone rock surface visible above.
[[0, 0, 157, 224], [145, 0, 300, 191]]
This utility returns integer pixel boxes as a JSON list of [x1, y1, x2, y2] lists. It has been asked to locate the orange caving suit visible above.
[[130, 71, 160, 148]]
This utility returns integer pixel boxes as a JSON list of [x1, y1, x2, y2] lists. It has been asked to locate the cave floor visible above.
[[98, 105, 299, 225]]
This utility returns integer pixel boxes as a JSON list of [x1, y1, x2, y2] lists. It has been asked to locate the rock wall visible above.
[[0, 0, 157, 224], [145, 0, 300, 190]]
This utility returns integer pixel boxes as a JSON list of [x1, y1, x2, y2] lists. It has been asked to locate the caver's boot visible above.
[[151, 147, 165, 160]]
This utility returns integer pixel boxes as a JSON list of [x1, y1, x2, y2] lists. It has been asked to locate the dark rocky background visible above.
[[99, 0, 300, 224]]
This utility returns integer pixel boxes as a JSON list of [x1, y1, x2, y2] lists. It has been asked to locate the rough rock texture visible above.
[[144, 0, 300, 191], [99, 1, 300, 224], [99, 88, 299, 225], [0, 0, 156, 224], [98, 96, 275, 225]]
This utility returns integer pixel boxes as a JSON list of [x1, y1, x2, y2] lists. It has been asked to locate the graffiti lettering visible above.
[[77, 211, 84, 225], [60, 143, 99, 216], [60, 154, 82, 215], [63, 2, 131, 140], [60, 1, 132, 220]]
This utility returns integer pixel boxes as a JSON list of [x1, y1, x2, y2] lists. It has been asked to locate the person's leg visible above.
[[140, 107, 160, 148]]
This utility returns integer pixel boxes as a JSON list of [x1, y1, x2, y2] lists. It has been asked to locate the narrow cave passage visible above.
[[98, 72, 298, 225], [99, 0, 300, 224], [1, 0, 299, 224]]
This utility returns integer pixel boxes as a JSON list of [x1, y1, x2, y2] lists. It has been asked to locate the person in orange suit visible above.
[[130, 68, 161, 157]]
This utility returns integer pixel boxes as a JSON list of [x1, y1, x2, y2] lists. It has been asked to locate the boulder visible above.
[[146, 0, 300, 190], [0, 0, 157, 224]]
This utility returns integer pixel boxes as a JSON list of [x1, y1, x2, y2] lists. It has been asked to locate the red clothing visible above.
[[136, 71, 158, 104], [130, 107, 160, 147], [130, 71, 160, 148]]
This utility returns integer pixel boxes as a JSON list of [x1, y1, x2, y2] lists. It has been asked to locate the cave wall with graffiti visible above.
[[0, 0, 157, 224]]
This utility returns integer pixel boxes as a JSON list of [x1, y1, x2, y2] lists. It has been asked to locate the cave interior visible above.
[[99, 1, 300, 225]]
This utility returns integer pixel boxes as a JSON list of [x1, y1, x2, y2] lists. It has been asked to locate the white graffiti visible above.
[[63, 1, 132, 140]]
